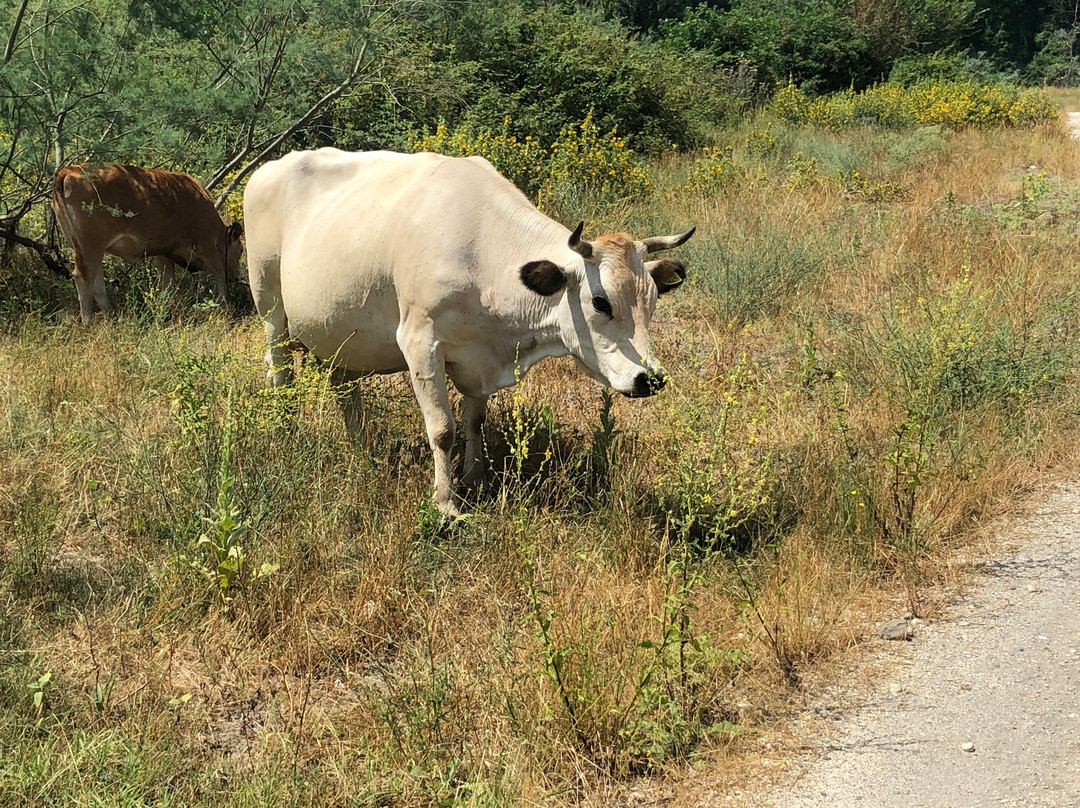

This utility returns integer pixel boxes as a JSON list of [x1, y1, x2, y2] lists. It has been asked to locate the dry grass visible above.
[[3, 107, 1080, 806]]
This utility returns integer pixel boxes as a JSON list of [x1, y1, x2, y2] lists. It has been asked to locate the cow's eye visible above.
[[592, 296, 613, 317]]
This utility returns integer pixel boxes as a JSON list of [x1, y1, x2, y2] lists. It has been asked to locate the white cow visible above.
[[243, 148, 693, 514]]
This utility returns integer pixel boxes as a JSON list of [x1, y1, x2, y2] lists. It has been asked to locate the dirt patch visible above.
[[737, 482, 1080, 807]]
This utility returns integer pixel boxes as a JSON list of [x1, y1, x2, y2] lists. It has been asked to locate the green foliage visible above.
[[876, 125, 952, 169], [183, 399, 278, 606], [655, 356, 776, 549], [690, 223, 826, 327], [682, 146, 744, 194], [889, 50, 1012, 86], [26, 671, 52, 725], [627, 549, 745, 766], [832, 169, 910, 203], [1027, 25, 1080, 85], [520, 540, 742, 775], [828, 266, 1075, 610], [871, 270, 1070, 420], [541, 113, 653, 215], [437, 2, 740, 154], [968, 0, 1058, 71], [0, 0, 394, 237], [498, 369, 559, 504], [659, 0, 873, 94], [587, 388, 620, 505], [658, 0, 1069, 95]]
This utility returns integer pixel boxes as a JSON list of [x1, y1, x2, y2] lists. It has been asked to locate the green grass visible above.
[[3, 112, 1080, 804]]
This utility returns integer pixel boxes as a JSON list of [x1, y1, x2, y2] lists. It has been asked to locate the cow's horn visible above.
[[568, 221, 593, 258], [642, 227, 696, 254]]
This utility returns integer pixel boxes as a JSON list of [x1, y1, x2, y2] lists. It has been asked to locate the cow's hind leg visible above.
[[72, 274, 95, 327], [72, 250, 110, 326], [398, 322, 458, 516], [461, 394, 488, 493], [331, 367, 367, 441]]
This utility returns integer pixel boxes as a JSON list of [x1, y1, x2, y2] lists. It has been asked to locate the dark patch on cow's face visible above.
[[648, 258, 686, 295], [520, 260, 567, 296]]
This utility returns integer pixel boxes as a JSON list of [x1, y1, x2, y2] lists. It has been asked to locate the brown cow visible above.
[[51, 164, 244, 325]]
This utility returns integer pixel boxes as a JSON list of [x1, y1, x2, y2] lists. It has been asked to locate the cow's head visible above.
[[520, 221, 694, 397], [224, 221, 244, 281]]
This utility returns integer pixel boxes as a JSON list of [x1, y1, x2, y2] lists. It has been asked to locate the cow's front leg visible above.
[[262, 304, 293, 387], [461, 394, 488, 493], [399, 326, 458, 516]]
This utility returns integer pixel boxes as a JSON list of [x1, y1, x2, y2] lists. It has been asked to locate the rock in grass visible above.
[[877, 617, 914, 641]]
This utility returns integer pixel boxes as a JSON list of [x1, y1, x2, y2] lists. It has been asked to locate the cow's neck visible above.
[[487, 217, 581, 378], [500, 292, 568, 374]]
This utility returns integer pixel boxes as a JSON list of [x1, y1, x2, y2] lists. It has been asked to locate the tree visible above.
[[658, 0, 978, 93], [0, 0, 418, 265]]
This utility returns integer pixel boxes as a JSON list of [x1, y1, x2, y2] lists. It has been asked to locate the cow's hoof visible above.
[[416, 498, 465, 541], [437, 500, 462, 519]]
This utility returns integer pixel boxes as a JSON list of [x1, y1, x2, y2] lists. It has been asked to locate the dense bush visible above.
[[412, 112, 652, 216], [769, 80, 1058, 130], [888, 50, 1017, 86], [411, 2, 743, 154], [658, 0, 977, 94], [329, 3, 749, 155], [658, 0, 873, 94]]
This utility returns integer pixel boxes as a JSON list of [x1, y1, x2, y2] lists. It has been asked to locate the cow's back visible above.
[[54, 165, 222, 262], [244, 149, 553, 372]]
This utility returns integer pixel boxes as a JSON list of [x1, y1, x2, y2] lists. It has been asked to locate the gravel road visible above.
[[757, 483, 1080, 808], [1069, 112, 1080, 140]]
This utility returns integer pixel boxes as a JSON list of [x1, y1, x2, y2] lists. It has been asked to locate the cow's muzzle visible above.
[[626, 369, 667, 398]]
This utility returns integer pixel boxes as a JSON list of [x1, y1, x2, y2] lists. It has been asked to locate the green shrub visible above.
[[689, 224, 826, 326], [414, 112, 652, 214], [769, 80, 1058, 130], [443, 3, 740, 154], [682, 146, 744, 194], [889, 50, 1011, 86]]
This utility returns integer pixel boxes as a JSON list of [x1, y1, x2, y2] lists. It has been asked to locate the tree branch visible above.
[[204, 19, 293, 192], [212, 40, 371, 210], [0, 226, 68, 277], [3, 0, 30, 63]]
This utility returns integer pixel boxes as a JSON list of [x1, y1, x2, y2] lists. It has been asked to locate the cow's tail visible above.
[[51, 169, 83, 278]]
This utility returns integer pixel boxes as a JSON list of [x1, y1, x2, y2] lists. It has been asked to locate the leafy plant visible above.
[[682, 145, 744, 194], [27, 671, 51, 724], [586, 387, 620, 505], [768, 79, 1058, 130], [183, 397, 277, 606]]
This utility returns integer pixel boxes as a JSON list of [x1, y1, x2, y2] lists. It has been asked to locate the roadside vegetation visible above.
[[4, 0, 1080, 805]]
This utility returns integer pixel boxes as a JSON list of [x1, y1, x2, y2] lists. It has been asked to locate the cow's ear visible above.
[[228, 221, 244, 240], [647, 259, 686, 295], [520, 260, 567, 296]]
